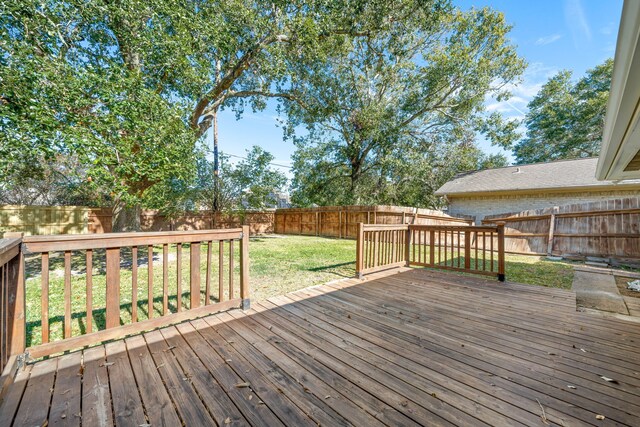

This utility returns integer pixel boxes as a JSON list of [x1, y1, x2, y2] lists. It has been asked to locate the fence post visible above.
[[405, 226, 412, 266], [240, 225, 250, 309], [4, 232, 26, 356], [356, 223, 364, 279], [496, 222, 506, 282]]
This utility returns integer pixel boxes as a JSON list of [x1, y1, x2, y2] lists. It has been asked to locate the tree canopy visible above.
[[509, 58, 613, 164], [284, 5, 524, 206], [2, 0, 535, 216], [1, 0, 432, 228]]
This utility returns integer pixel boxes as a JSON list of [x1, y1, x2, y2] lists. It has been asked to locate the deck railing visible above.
[[22, 227, 250, 358], [0, 236, 25, 393], [0, 227, 250, 373], [356, 223, 505, 281]]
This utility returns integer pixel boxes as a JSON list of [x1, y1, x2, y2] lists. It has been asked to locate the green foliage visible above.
[[286, 4, 523, 207], [512, 59, 613, 164], [1, 0, 446, 228], [1, 0, 198, 221], [189, 146, 287, 213]]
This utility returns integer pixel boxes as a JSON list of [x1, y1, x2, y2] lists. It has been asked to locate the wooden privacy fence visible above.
[[0, 228, 250, 373], [0, 205, 274, 235], [482, 197, 640, 261], [275, 205, 473, 239], [356, 223, 505, 281]]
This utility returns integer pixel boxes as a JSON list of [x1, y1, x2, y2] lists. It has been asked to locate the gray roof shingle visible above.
[[435, 158, 640, 196]]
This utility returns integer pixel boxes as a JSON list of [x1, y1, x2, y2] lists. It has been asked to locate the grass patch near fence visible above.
[[23, 234, 574, 347]]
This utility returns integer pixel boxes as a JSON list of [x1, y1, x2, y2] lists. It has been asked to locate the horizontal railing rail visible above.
[[356, 223, 505, 281], [20, 226, 250, 358]]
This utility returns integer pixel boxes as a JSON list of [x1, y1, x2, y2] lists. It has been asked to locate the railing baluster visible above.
[[373, 231, 379, 268], [105, 247, 120, 329], [457, 231, 461, 267], [490, 231, 495, 272], [464, 231, 471, 270], [450, 230, 455, 267], [175, 243, 181, 312], [64, 250, 72, 338], [86, 249, 93, 333], [205, 241, 212, 305], [240, 225, 250, 307], [162, 244, 168, 315], [475, 231, 479, 270], [131, 247, 137, 322], [229, 240, 234, 300], [148, 245, 154, 317], [41, 253, 49, 344], [190, 242, 201, 309], [2, 265, 6, 364], [482, 232, 487, 271], [219, 240, 224, 302], [429, 230, 435, 266]]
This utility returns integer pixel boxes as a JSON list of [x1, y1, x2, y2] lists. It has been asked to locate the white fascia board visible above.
[[597, 0, 640, 180]]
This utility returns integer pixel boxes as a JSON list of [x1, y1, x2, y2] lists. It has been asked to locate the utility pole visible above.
[[213, 60, 221, 214], [213, 106, 219, 212]]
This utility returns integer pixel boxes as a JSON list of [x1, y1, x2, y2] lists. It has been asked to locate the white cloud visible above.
[[600, 22, 615, 35], [535, 34, 563, 46], [564, 0, 592, 47], [484, 63, 561, 119]]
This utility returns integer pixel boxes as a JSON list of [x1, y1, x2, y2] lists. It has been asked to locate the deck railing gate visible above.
[[356, 223, 505, 281]]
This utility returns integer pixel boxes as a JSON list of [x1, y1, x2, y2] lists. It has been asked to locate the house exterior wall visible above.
[[446, 189, 640, 223]]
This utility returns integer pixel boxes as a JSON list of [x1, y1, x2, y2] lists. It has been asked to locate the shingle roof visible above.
[[434, 158, 640, 196]]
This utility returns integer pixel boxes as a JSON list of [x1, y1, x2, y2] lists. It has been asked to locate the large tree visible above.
[[511, 59, 613, 164], [1, 0, 426, 230], [285, 5, 524, 206]]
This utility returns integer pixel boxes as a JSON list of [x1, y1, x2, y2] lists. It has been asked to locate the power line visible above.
[[224, 153, 294, 169]]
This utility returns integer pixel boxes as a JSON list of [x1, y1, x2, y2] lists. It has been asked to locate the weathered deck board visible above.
[[2, 268, 640, 426]]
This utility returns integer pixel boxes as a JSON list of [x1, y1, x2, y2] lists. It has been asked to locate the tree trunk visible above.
[[112, 200, 142, 232]]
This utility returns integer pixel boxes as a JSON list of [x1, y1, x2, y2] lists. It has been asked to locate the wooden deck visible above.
[[2, 268, 640, 426]]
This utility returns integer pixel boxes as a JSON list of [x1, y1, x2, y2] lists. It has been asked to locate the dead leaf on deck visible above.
[[100, 362, 115, 367], [224, 417, 232, 424], [163, 345, 177, 352], [596, 415, 605, 420], [599, 376, 619, 384], [567, 385, 577, 389], [235, 382, 251, 388]]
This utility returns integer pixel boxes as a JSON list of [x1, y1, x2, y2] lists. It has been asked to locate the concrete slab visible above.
[[572, 270, 629, 315]]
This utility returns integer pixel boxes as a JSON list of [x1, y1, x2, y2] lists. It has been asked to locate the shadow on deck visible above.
[[1, 268, 640, 426]]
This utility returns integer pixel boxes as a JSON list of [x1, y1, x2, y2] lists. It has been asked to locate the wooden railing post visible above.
[[240, 225, 250, 310], [356, 223, 364, 278], [4, 232, 25, 356], [496, 222, 506, 282]]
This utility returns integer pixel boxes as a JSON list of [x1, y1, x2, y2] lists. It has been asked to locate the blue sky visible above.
[[210, 0, 623, 175]]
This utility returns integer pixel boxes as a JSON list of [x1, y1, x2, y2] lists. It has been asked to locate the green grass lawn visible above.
[[24, 234, 575, 347]]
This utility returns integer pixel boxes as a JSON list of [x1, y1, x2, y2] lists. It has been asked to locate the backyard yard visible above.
[[23, 234, 576, 347]]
